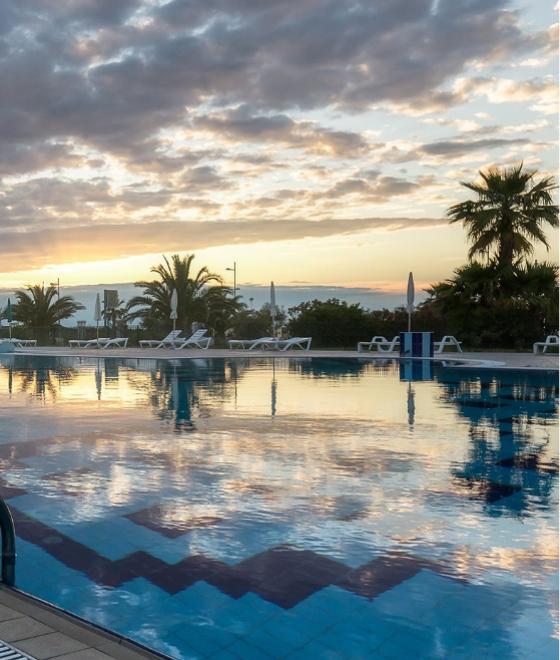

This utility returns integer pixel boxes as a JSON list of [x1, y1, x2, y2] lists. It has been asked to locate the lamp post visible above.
[[50, 278, 60, 298], [226, 262, 237, 298]]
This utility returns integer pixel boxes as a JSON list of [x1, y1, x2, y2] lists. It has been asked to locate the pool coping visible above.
[[0, 586, 169, 659]]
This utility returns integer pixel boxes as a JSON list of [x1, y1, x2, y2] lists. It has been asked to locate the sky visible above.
[[0, 0, 557, 311]]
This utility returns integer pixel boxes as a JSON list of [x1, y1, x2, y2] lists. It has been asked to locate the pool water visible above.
[[0, 356, 557, 659]]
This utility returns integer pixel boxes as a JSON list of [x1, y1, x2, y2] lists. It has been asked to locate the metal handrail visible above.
[[0, 499, 15, 585]]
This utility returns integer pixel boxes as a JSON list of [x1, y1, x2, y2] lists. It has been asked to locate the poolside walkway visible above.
[[10, 346, 559, 370], [0, 588, 162, 660]]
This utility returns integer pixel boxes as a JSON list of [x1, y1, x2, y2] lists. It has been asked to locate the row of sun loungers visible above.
[[11, 330, 558, 353], [65, 329, 312, 351]]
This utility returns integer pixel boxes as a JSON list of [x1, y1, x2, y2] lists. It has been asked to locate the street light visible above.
[[50, 278, 60, 298], [226, 262, 237, 298]]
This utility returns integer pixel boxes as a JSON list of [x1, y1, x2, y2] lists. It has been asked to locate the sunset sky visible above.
[[0, 0, 557, 303]]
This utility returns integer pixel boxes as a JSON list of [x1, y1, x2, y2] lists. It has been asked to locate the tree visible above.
[[424, 261, 558, 348], [127, 254, 233, 333], [447, 164, 558, 268], [11, 285, 84, 329], [228, 304, 286, 340], [287, 299, 372, 348], [101, 299, 128, 337]]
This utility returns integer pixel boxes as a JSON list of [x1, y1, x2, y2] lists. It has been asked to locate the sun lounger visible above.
[[68, 337, 128, 349], [5, 338, 37, 348], [533, 335, 559, 354], [242, 337, 312, 351], [434, 336, 462, 353], [68, 337, 110, 348], [173, 329, 213, 349], [100, 337, 128, 349], [139, 329, 183, 348], [357, 336, 400, 353], [276, 337, 312, 351], [228, 337, 275, 350]]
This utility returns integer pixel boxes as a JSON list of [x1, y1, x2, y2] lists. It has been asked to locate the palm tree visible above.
[[101, 298, 128, 336], [426, 261, 499, 309], [127, 254, 232, 332], [12, 285, 84, 328], [448, 164, 558, 268]]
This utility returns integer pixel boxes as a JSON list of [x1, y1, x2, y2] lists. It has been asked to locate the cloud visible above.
[[378, 135, 538, 163], [453, 75, 559, 114], [0, 0, 554, 278], [0, 0, 552, 164], [0, 216, 445, 272], [194, 105, 370, 156]]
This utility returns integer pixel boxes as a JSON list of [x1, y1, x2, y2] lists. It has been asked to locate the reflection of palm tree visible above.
[[13, 363, 78, 402], [439, 369, 558, 515], [271, 359, 277, 417], [140, 359, 243, 432]]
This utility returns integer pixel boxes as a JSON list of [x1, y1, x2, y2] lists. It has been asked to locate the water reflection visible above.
[[0, 356, 557, 659], [0, 356, 79, 401], [437, 368, 558, 516]]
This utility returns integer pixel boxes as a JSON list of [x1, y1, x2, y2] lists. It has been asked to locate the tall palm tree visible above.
[[12, 285, 84, 328], [448, 164, 558, 268], [127, 254, 231, 331]]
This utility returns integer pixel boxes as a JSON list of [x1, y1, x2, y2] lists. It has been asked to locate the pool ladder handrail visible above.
[[0, 498, 15, 585]]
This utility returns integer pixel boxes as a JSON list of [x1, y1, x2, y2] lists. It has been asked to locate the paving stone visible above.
[[14, 632, 88, 659], [51, 649, 115, 660], [0, 615, 53, 642]]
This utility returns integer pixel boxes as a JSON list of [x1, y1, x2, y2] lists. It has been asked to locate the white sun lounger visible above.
[[139, 329, 183, 348], [245, 337, 312, 351], [357, 336, 400, 353], [533, 335, 559, 354], [100, 337, 129, 349], [172, 329, 213, 349], [276, 337, 312, 351], [68, 337, 128, 349], [68, 337, 110, 348], [5, 338, 37, 348], [228, 337, 275, 350], [434, 336, 462, 353]]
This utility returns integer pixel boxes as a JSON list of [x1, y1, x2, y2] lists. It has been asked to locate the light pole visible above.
[[226, 262, 237, 298], [50, 278, 60, 298]]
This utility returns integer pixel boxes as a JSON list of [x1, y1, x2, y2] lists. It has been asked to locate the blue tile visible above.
[[238, 628, 300, 658], [225, 638, 274, 659], [284, 640, 342, 659]]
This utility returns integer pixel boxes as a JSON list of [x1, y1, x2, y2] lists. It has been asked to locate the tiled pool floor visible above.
[[0, 356, 557, 658]]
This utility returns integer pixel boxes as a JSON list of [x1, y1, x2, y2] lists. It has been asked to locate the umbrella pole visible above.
[[8, 323, 11, 340], [96, 321, 99, 340], [173, 319, 176, 332], [408, 312, 411, 333]]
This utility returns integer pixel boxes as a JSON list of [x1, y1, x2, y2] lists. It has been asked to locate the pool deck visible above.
[[0, 587, 164, 659], [8, 346, 559, 370]]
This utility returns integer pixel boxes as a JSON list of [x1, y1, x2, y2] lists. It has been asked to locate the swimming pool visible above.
[[0, 355, 557, 659]]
